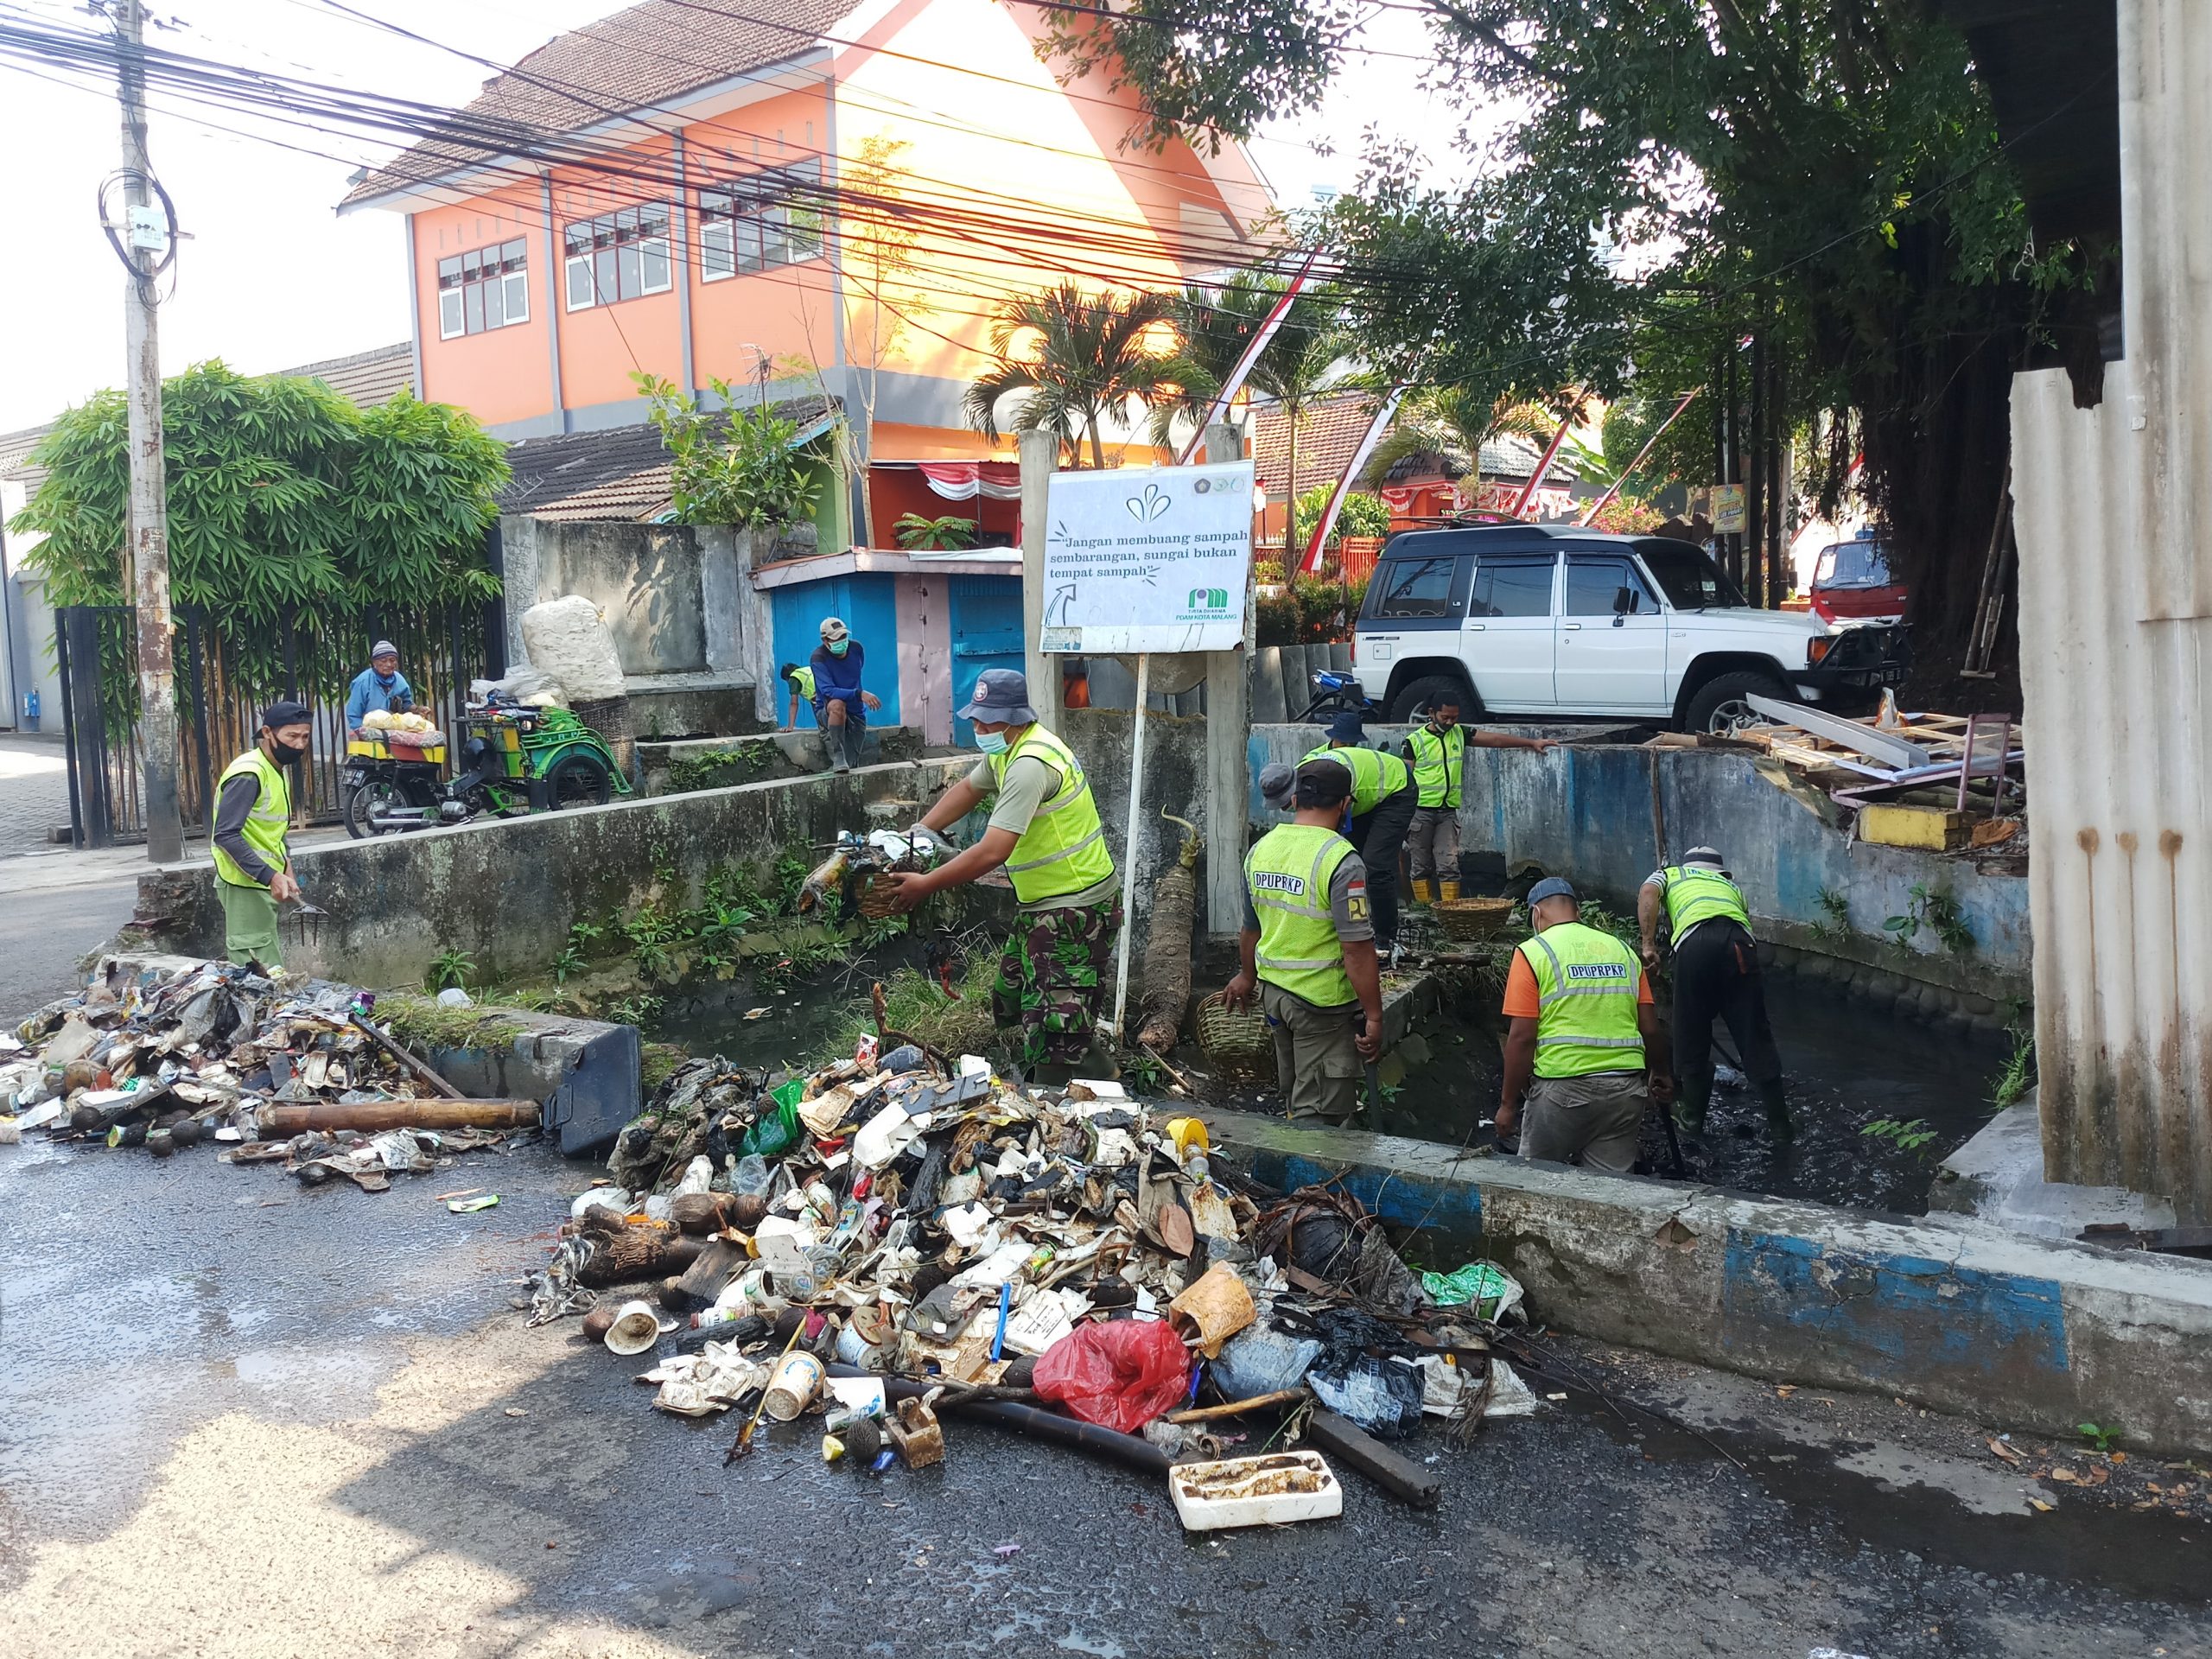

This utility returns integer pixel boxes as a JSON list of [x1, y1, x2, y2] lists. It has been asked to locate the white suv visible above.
[[1351, 524, 1910, 733]]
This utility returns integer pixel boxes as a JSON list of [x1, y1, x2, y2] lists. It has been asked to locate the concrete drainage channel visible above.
[[1204, 1105, 2212, 1456], [111, 743, 2211, 1457]]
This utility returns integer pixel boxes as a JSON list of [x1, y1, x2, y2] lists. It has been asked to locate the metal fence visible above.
[[57, 597, 505, 849]]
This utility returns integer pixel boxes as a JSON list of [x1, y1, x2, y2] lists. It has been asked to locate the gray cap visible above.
[[1526, 876, 1578, 907], [370, 639, 398, 660], [957, 667, 1038, 724], [1257, 762, 1297, 807], [1682, 846, 1726, 870]]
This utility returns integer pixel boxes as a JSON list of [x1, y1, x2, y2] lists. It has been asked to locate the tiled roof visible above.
[[341, 0, 858, 207], [499, 396, 841, 522], [284, 342, 415, 410], [1, 343, 412, 490], [1252, 391, 1381, 500]]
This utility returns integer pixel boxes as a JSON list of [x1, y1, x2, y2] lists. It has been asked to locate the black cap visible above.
[[261, 701, 313, 730], [1294, 758, 1352, 808]]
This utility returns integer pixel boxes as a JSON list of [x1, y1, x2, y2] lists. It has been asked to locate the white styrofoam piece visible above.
[[1169, 1450, 1343, 1531]]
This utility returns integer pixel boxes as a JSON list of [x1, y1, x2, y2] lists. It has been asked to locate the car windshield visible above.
[[1635, 540, 1746, 610], [1815, 540, 1892, 588]]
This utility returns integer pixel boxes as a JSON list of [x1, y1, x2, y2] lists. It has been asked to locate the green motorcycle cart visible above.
[[341, 696, 631, 837]]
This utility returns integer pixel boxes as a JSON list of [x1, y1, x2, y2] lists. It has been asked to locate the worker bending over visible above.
[[1225, 761, 1385, 1124], [1639, 846, 1790, 1141], [1497, 877, 1674, 1173], [212, 702, 310, 973], [1303, 711, 1415, 952], [882, 670, 1119, 1084], [1402, 690, 1558, 904]]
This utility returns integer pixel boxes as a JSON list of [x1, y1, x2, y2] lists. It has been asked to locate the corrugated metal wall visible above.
[[2012, 0, 2212, 1220]]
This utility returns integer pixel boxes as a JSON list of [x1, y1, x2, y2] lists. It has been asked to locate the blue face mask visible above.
[[827, 639, 849, 657], [975, 728, 1009, 754]]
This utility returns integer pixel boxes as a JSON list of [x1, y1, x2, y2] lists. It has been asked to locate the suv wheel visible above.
[[1684, 670, 1790, 735], [1388, 674, 1480, 724]]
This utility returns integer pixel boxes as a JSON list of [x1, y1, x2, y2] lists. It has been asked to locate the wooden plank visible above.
[[1748, 695, 1934, 768], [1859, 804, 1973, 851]]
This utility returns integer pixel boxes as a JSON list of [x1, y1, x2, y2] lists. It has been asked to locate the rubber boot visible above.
[[1674, 1073, 1710, 1139], [1440, 880, 1462, 903], [1759, 1077, 1795, 1143], [829, 720, 851, 774], [1410, 878, 1435, 906]]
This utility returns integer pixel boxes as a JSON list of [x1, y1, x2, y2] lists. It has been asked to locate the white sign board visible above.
[[1037, 461, 1255, 653]]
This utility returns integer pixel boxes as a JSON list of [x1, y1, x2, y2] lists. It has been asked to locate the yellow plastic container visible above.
[[1164, 1116, 1210, 1158], [345, 736, 447, 764]]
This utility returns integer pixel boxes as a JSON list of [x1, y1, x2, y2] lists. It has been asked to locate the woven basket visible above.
[[858, 863, 918, 920], [1195, 990, 1275, 1083], [1437, 896, 1516, 942]]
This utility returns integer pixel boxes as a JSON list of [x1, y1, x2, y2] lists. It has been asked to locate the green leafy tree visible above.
[[893, 512, 978, 550], [15, 361, 505, 623], [1293, 484, 1391, 550], [963, 283, 1177, 468], [639, 374, 822, 529], [1046, 1, 2091, 661]]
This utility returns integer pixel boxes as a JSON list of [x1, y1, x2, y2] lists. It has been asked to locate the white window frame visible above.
[[436, 238, 530, 340], [563, 203, 673, 310], [696, 161, 824, 283]]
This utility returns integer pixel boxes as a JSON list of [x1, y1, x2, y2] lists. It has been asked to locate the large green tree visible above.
[[1044, 1, 2089, 664], [16, 360, 506, 632]]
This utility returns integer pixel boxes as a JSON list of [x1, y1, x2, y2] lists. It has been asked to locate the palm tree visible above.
[[1146, 275, 1281, 453], [1361, 385, 1567, 501], [964, 283, 1177, 469], [1248, 282, 1348, 566]]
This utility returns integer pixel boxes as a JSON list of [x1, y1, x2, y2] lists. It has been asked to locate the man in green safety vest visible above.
[[1638, 846, 1789, 1141], [1401, 690, 1559, 905], [1224, 760, 1385, 1123], [211, 701, 312, 973], [1497, 877, 1673, 1172], [884, 669, 1119, 1083], [1302, 711, 1417, 953]]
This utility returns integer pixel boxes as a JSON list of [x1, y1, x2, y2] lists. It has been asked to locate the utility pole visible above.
[[115, 0, 182, 862]]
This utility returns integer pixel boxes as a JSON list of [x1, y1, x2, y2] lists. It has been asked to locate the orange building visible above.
[[340, 0, 1274, 548]]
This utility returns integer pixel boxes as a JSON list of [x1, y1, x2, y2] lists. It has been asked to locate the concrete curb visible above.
[[1203, 1107, 2212, 1455]]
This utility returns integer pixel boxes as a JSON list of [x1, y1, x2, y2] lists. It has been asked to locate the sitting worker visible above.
[[1224, 760, 1384, 1124], [345, 639, 412, 736], [881, 670, 1119, 1084], [1402, 690, 1560, 905], [802, 617, 881, 773], [1302, 711, 1416, 952], [1638, 846, 1790, 1141], [212, 702, 310, 974], [1496, 877, 1674, 1173]]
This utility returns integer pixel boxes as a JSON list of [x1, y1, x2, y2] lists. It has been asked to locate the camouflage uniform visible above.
[[992, 896, 1125, 1068]]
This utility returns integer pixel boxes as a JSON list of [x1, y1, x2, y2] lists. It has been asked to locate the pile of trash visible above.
[[1, 956, 534, 1193], [533, 1035, 1538, 1527]]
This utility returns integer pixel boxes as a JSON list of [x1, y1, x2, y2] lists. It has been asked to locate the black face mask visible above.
[[272, 739, 310, 766]]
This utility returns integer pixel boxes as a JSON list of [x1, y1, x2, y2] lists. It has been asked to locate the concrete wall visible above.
[[131, 756, 970, 991], [499, 516, 786, 729], [2009, 0, 2212, 1221], [1243, 726, 2032, 1001], [1209, 1107, 2212, 1455]]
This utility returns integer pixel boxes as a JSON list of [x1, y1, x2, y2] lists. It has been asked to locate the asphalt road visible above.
[[1, 1132, 2205, 1659]]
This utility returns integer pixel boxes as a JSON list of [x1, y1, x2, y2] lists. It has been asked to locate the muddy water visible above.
[[1225, 966, 2011, 1215]]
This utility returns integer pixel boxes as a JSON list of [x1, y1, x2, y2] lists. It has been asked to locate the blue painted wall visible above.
[[769, 573, 902, 728], [946, 575, 1025, 747]]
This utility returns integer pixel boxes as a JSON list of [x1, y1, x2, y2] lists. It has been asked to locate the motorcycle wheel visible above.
[[343, 779, 410, 838], [543, 749, 613, 810]]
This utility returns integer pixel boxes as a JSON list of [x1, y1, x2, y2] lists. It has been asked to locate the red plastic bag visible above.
[[1032, 1318, 1192, 1433]]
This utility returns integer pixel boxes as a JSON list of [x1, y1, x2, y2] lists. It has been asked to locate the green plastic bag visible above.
[[1419, 1261, 1522, 1321], [739, 1083, 805, 1160]]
